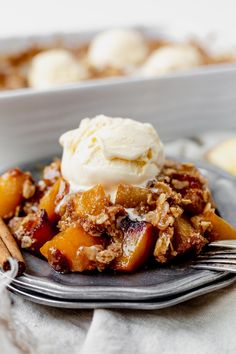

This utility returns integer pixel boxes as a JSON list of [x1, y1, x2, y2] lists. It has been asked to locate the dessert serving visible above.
[[1, 28, 236, 91], [0, 115, 236, 275]]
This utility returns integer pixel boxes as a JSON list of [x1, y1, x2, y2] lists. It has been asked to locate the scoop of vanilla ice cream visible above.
[[88, 29, 149, 70], [28, 49, 89, 89], [60, 115, 164, 196], [141, 44, 203, 76]]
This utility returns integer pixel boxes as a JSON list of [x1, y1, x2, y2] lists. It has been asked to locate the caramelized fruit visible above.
[[15, 209, 55, 252], [0, 169, 29, 218], [113, 217, 157, 272], [75, 184, 110, 217], [39, 178, 68, 222], [204, 212, 236, 240], [40, 226, 104, 272], [115, 184, 149, 208]]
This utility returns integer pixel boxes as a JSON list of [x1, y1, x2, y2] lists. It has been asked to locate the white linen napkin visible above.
[[2, 284, 236, 354]]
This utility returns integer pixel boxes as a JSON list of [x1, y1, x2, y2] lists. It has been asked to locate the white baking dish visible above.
[[1, 26, 236, 94], [1, 64, 236, 171], [1, 27, 236, 171]]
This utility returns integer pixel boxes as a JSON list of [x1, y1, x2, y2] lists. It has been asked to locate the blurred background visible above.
[[1, 0, 236, 175], [0, 0, 235, 39]]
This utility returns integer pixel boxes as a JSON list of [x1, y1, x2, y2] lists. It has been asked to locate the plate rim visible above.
[[7, 275, 236, 310], [13, 262, 228, 301]]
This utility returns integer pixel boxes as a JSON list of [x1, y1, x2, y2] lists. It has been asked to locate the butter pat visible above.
[[60, 115, 164, 195]]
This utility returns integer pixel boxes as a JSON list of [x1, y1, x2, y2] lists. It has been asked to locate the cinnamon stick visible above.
[[0, 237, 11, 271], [0, 217, 25, 275]]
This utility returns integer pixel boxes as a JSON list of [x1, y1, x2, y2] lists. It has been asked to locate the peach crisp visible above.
[[0, 158, 235, 273], [1, 116, 236, 274]]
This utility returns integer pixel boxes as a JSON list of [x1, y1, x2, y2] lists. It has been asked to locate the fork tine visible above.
[[208, 241, 236, 249], [192, 240, 236, 273], [192, 263, 236, 273], [194, 258, 236, 265], [202, 249, 236, 256], [198, 254, 236, 260]]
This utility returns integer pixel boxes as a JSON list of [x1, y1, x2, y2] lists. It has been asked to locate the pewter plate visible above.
[[7, 275, 236, 309], [4, 159, 236, 302]]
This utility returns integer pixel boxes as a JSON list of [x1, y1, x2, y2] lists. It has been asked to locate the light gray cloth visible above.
[[1, 134, 236, 354], [1, 284, 236, 354]]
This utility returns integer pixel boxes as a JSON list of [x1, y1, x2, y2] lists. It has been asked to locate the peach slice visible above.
[[39, 178, 68, 222], [0, 169, 28, 218], [75, 184, 110, 217], [203, 212, 236, 241], [40, 226, 104, 272], [115, 184, 149, 208], [14, 209, 55, 252], [113, 218, 157, 272]]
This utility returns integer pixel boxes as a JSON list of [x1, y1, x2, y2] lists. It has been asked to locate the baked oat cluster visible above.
[[1, 158, 234, 273]]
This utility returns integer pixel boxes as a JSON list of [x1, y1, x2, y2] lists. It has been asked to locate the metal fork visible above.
[[192, 241, 236, 273]]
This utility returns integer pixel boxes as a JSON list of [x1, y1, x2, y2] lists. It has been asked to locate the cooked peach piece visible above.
[[40, 226, 104, 272], [173, 216, 207, 255], [113, 218, 156, 272], [39, 178, 68, 222], [204, 212, 236, 240], [75, 184, 110, 217], [115, 184, 149, 208], [14, 209, 55, 252], [0, 169, 28, 218]]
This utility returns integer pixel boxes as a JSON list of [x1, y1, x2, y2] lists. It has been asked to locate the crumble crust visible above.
[[7, 160, 217, 272]]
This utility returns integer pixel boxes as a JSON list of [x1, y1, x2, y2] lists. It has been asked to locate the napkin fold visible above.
[[3, 285, 236, 354]]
